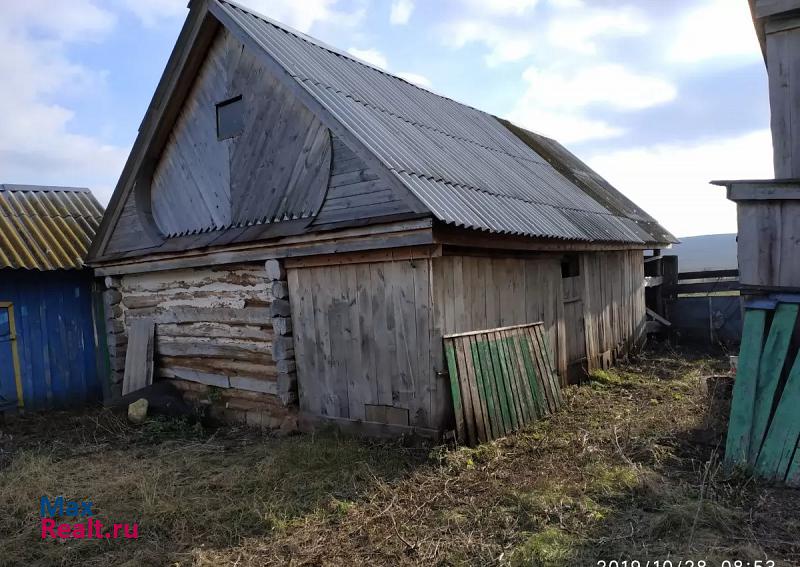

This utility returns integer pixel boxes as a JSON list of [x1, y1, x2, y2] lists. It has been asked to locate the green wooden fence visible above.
[[725, 299, 800, 486], [444, 322, 562, 445]]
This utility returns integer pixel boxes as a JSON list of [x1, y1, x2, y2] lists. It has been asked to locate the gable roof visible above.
[[214, 0, 675, 245], [0, 185, 104, 271], [90, 0, 675, 261]]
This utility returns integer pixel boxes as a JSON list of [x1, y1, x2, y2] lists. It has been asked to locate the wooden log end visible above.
[[272, 316, 293, 336], [265, 259, 286, 281], [271, 280, 289, 300], [270, 299, 292, 318]]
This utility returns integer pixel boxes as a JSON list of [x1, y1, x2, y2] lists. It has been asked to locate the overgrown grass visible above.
[[1, 346, 799, 566]]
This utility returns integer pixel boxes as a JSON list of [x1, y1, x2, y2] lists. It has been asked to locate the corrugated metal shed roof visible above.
[[215, 0, 676, 245], [0, 185, 104, 271]]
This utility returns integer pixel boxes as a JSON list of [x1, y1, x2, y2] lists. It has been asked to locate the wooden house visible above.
[[715, 0, 800, 291], [0, 185, 105, 411], [87, 0, 675, 435]]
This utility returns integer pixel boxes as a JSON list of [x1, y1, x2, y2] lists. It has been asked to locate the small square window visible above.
[[561, 254, 580, 278], [216, 95, 244, 140]]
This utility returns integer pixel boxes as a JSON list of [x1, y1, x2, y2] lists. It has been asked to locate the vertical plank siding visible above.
[[151, 28, 332, 237], [289, 250, 646, 432], [289, 257, 443, 429], [581, 250, 646, 372], [0, 270, 100, 409], [101, 29, 410, 260], [432, 251, 645, 384]]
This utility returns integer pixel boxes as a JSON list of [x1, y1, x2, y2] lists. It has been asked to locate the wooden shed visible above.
[[0, 185, 105, 411], [87, 0, 675, 435]]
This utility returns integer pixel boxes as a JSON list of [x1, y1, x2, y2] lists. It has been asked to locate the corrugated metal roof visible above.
[[0, 185, 104, 271], [217, 0, 675, 245]]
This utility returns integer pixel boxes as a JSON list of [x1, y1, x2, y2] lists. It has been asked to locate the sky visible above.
[[0, 0, 775, 238]]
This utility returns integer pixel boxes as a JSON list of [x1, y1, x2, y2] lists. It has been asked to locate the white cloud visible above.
[[547, 8, 649, 55], [670, 0, 761, 64], [396, 71, 432, 88], [117, 0, 358, 34], [390, 0, 414, 25], [588, 130, 774, 237], [117, 0, 185, 27], [443, 20, 535, 66], [507, 64, 676, 143], [0, 1, 127, 204], [522, 64, 676, 111], [347, 47, 389, 69], [462, 0, 540, 16]]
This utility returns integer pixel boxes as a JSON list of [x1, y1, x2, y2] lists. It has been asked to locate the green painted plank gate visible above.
[[725, 297, 800, 486], [444, 322, 562, 445]]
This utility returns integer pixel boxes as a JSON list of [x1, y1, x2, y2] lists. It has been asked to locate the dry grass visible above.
[[1, 346, 799, 566]]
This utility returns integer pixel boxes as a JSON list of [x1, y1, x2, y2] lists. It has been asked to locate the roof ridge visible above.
[[0, 184, 91, 193]]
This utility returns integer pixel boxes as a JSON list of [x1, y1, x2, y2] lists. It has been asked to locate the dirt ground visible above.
[[1, 346, 798, 566]]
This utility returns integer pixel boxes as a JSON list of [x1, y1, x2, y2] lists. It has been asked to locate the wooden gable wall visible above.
[[101, 27, 413, 261]]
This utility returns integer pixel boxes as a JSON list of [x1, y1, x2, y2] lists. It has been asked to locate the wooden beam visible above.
[[284, 245, 441, 269], [755, 0, 800, 20], [678, 269, 739, 280], [727, 181, 800, 201], [646, 308, 671, 327], [434, 225, 660, 253], [93, 220, 434, 275]]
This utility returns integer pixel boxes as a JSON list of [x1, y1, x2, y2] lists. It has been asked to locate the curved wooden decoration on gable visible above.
[[147, 28, 332, 238]]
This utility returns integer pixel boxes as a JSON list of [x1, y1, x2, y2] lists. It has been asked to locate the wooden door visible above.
[[561, 276, 587, 383], [0, 305, 20, 409]]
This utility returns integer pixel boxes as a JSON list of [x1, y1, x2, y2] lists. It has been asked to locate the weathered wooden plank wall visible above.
[[312, 136, 412, 227], [432, 251, 645, 384], [290, 250, 645, 432], [431, 255, 564, 384], [288, 256, 444, 429], [101, 28, 410, 260], [581, 250, 646, 372], [736, 200, 800, 289]]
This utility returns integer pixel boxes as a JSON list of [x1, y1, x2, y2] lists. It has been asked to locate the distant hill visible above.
[[666, 234, 738, 272]]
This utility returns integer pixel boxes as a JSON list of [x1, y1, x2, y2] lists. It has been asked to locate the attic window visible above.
[[561, 254, 580, 278], [216, 96, 244, 140]]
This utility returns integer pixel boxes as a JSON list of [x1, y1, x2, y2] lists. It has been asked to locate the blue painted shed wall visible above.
[[0, 269, 101, 409]]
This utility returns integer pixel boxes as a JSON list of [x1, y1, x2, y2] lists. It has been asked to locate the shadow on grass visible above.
[[0, 411, 429, 566]]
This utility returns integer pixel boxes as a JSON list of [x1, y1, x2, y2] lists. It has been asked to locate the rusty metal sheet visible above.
[[0, 185, 104, 270]]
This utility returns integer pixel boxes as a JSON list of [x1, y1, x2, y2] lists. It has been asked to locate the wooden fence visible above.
[[443, 323, 562, 445], [646, 255, 743, 345], [726, 298, 800, 486]]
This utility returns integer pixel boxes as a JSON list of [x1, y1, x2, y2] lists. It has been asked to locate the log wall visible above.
[[106, 262, 297, 428]]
